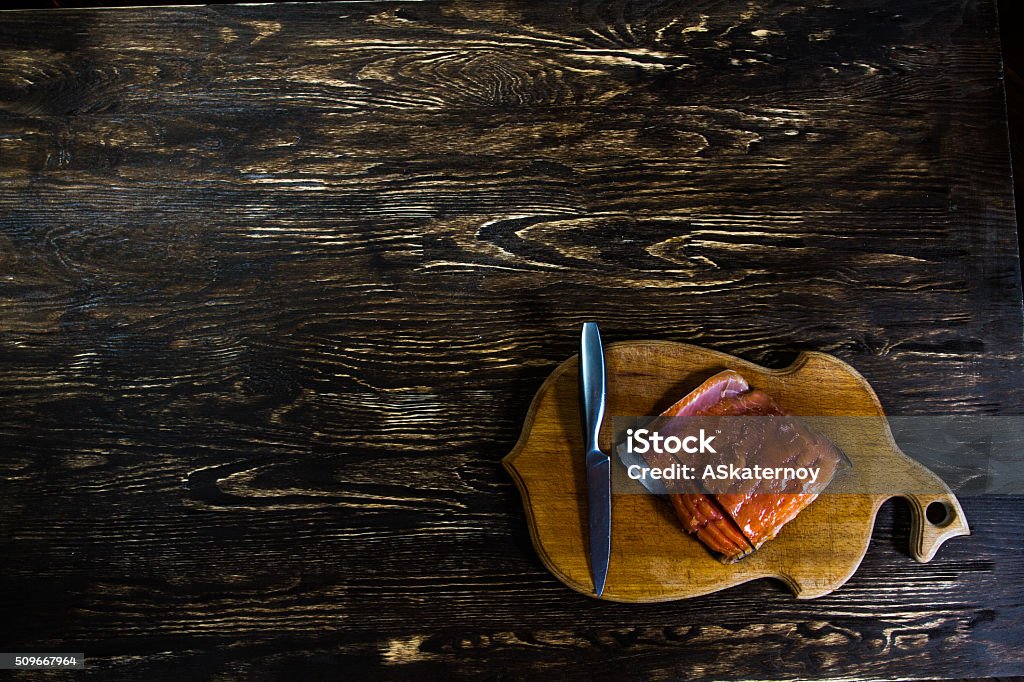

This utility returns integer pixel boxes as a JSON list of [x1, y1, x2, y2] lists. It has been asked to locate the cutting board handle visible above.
[[901, 492, 970, 562]]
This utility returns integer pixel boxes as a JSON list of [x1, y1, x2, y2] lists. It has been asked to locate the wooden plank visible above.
[[0, 0, 1020, 678]]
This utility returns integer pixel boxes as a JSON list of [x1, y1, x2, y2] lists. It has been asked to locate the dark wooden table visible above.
[[2, 1, 1022, 679]]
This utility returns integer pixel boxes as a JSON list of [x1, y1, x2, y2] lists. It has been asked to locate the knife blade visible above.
[[579, 322, 611, 597]]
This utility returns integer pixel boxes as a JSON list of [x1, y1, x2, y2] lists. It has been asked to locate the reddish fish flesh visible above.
[[653, 370, 755, 561], [631, 384, 753, 560], [659, 369, 749, 417], [645, 370, 842, 562]]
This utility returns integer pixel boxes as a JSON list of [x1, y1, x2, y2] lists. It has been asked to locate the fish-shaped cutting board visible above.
[[502, 341, 970, 602]]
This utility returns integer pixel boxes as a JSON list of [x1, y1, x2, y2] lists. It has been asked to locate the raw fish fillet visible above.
[[691, 389, 843, 550], [659, 369, 751, 417], [642, 370, 842, 562], [652, 370, 754, 561]]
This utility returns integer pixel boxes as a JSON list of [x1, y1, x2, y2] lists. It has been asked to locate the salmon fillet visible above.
[[651, 370, 754, 561], [644, 370, 842, 562], [691, 388, 843, 550], [633, 385, 754, 561]]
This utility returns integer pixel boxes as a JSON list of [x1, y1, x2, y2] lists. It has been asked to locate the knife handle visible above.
[[579, 322, 606, 454]]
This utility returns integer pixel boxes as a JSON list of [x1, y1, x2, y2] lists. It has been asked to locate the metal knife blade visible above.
[[579, 322, 610, 597]]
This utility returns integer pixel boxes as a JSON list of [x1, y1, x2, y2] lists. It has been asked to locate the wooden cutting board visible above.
[[502, 341, 970, 602]]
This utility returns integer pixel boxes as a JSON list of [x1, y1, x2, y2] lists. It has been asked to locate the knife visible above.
[[579, 322, 611, 597]]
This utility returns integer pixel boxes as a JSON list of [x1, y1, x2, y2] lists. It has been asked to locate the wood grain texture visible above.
[[503, 342, 970, 602], [0, 0, 1021, 679]]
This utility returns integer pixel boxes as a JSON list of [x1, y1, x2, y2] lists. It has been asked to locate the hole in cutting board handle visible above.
[[926, 501, 953, 527]]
